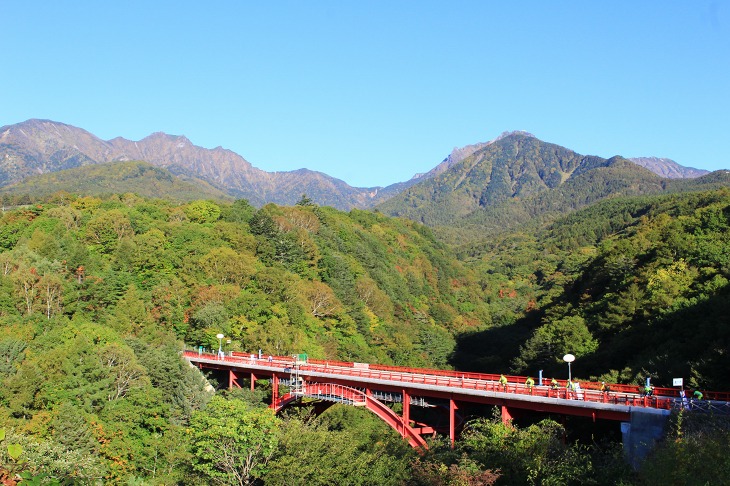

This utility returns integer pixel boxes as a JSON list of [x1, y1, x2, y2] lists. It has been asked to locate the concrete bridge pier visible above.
[[622, 408, 671, 469]]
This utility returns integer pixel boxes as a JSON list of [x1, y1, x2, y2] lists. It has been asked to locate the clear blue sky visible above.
[[4, 1, 729, 187]]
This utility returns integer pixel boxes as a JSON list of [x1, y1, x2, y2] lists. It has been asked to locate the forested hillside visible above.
[[1, 188, 729, 483], [376, 132, 617, 226], [0, 192, 495, 482], [0, 160, 231, 203], [0, 193, 492, 366], [456, 188, 730, 391]]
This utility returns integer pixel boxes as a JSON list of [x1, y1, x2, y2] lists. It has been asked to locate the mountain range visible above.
[[0, 119, 717, 217], [0, 119, 389, 208]]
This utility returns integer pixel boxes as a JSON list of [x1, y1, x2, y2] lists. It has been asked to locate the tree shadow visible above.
[[450, 313, 538, 374]]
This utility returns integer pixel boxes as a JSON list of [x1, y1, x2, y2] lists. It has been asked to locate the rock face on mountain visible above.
[[629, 157, 708, 179], [0, 119, 388, 209]]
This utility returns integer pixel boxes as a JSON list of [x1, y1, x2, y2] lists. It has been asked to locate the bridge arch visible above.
[[270, 382, 428, 448]]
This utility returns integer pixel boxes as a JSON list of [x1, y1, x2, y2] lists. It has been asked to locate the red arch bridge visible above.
[[184, 350, 730, 451]]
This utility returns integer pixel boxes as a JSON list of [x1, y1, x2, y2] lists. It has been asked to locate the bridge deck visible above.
[[184, 351, 722, 420]]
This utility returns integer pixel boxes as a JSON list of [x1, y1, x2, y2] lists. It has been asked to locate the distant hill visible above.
[[629, 156, 709, 178], [0, 160, 231, 202]]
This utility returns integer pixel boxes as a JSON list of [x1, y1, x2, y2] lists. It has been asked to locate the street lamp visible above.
[[563, 354, 575, 382], [216, 333, 224, 358]]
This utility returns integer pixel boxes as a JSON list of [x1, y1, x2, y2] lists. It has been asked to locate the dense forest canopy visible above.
[[0, 192, 496, 368], [0, 187, 729, 483], [456, 189, 730, 390]]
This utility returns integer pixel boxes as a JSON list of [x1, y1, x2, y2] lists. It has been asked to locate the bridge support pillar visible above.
[[622, 409, 670, 469], [229, 370, 241, 389], [251, 373, 257, 392], [450, 399, 458, 448], [501, 405, 513, 425], [271, 374, 279, 407], [402, 389, 411, 431]]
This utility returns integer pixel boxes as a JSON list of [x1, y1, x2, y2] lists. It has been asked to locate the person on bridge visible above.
[[566, 379, 574, 398], [525, 376, 534, 393], [499, 374, 508, 391], [680, 389, 690, 410], [693, 390, 703, 400], [550, 378, 559, 390], [600, 381, 610, 394], [574, 381, 584, 400]]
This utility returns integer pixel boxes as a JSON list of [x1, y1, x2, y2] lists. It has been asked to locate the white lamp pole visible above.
[[216, 333, 225, 357], [563, 354, 575, 382]]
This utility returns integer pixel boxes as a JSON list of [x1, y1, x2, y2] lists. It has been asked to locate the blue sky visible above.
[[4, 1, 729, 187]]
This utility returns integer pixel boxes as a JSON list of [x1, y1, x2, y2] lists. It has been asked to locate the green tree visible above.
[[514, 315, 598, 373], [200, 247, 257, 285], [84, 209, 134, 252], [295, 194, 316, 207], [50, 401, 97, 455], [0, 428, 107, 482], [265, 408, 413, 486], [220, 199, 256, 224], [0, 338, 26, 377], [108, 284, 153, 336], [189, 395, 279, 485], [459, 415, 594, 485], [185, 200, 222, 224]]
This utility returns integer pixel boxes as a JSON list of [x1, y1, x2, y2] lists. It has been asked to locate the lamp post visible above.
[[216, 333, 224, 359], [563, 353, 575, 382]]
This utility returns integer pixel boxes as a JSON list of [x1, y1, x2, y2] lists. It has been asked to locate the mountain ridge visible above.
[[375, 134, 729, 241], [0, 119, 390, 209], [0, 119, 717, 212], [629, 156, 708, 179]]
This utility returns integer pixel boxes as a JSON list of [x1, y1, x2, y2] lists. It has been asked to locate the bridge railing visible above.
[[188, 351, 673, 410], [289, 355, 714, 400], [668, 399, 730, 414], [188, 350, 728, 411]]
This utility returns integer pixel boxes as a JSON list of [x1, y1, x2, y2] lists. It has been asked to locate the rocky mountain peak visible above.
[[629, 156, 709, 179], [412, 130, 538, 181]]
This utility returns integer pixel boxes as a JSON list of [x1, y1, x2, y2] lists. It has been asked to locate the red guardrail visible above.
[[212, 350, 721, 408]]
